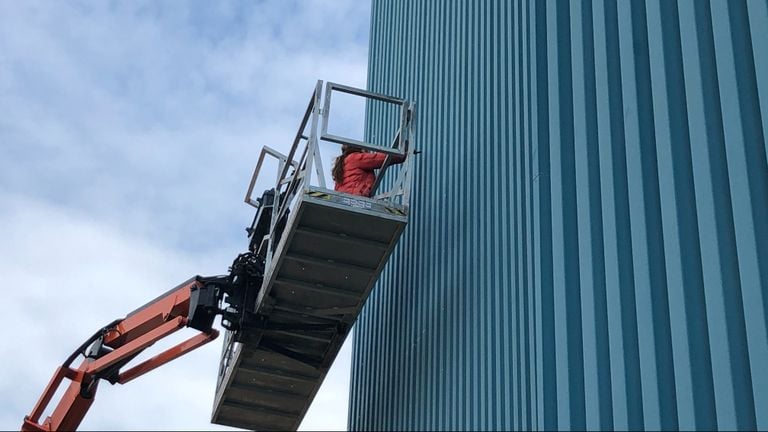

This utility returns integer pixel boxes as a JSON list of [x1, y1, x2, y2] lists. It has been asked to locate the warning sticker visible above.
[[340, 197, 373, 210]]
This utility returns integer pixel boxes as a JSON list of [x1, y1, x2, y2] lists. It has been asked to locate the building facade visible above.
[[349, 0, 768, 430]]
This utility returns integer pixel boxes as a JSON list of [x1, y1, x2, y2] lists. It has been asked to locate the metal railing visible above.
[[243, 79, 416, 269]]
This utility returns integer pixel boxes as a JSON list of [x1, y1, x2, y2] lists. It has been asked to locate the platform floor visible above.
[[211, 188, 407, 431]]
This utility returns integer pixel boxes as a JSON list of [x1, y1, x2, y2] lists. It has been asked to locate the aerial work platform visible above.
[[211, 81, 416, 431]]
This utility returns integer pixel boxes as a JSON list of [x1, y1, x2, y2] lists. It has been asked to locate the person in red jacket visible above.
[[332, 145, 405, 197]]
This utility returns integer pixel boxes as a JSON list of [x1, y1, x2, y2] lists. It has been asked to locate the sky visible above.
[[1, 1, 371, 430]]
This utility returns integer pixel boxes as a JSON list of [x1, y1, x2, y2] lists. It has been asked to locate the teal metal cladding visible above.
[[349, 0, 768, 430]]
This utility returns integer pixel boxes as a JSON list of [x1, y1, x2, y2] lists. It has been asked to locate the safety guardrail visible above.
[[244, 80, 416, 270]]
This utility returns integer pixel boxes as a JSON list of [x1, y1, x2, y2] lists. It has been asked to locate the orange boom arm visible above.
[[22, 277, 224, 432]]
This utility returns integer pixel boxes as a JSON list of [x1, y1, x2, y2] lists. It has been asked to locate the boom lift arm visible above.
[[21, 187, 275, 432], [21, 275, 234, 432]]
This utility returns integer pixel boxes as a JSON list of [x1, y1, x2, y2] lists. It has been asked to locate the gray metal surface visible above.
[[351, 0, 768, 431], [211, 188, 407, 431]]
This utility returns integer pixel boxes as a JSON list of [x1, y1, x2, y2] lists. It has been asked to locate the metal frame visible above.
[[244, 146, 299, 208], [214, 81, 415, 430], [320, 81, 408, 157], [245, 80, 416, 272]]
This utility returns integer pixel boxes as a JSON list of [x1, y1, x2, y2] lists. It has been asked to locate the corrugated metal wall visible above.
[[349, 0, 768, 430]]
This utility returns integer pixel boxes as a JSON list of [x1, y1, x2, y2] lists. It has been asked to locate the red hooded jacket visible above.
[[334, 151, 405, 197]]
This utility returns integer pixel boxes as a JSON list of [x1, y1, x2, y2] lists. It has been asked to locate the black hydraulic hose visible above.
[[62, 318, 122, 368]]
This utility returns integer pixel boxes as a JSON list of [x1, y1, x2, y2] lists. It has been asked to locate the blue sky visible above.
[[1, 1, 370, 430]]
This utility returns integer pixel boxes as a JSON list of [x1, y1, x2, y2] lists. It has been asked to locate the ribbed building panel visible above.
[[349, 0, 768, 430]]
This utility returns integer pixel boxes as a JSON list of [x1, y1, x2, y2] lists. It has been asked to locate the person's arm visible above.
[[348, 151, 405, 169]]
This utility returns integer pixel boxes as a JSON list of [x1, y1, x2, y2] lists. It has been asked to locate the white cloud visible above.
[[0, 0, 369, 248], [1, 1, 370, 430]]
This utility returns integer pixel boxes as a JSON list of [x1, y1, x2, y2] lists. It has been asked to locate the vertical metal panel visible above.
[[349, 0, 767, 430]]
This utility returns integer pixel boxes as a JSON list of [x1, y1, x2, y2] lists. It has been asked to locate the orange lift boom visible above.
[[21, 277, 224, 432]]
